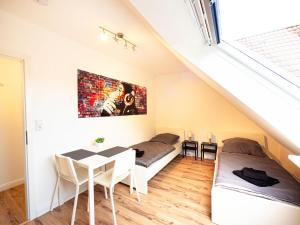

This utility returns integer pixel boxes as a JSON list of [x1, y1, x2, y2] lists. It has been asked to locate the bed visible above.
[[123, 128, 184, 194], [211, 134, 300, 225]]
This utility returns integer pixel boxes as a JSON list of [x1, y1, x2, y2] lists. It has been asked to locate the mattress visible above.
[[215, 152, 300, 206], [131, 141, 176, 168]]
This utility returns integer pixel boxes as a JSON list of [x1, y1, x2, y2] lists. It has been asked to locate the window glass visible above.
[[218, 0, 300, 88]]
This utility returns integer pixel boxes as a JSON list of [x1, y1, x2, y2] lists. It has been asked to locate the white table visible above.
[[66, 147, 131, 225]]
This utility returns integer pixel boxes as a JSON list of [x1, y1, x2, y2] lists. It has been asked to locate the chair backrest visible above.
[[111, 149, 135, 186], [54, 154, 78, 184]]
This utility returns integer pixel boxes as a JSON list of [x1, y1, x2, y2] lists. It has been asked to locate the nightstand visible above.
[[182, 140, 199, 160], [201, 142, 218, 160]]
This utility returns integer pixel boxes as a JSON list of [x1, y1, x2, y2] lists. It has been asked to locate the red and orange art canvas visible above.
[[78, 69, 147, 118]]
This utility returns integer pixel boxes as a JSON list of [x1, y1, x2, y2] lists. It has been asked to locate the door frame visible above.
[[0, 49, 34, 220]]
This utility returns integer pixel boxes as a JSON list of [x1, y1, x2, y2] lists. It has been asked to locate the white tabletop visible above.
[[77, 155, 109, 169], [69, 146, 131, 169]]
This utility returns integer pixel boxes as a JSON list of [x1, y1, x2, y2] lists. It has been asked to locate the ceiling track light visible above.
[[98, 26, 137, 51], [35, 0, 48, 6]]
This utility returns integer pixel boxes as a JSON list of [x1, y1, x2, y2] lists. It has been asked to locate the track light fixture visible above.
[[98, 26, 137, 51]]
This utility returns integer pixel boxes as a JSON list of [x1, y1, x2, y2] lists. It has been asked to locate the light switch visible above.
[[35, 120, 44, 131]]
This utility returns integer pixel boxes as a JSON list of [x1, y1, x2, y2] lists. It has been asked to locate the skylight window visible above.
[[231, 25, 300, 88], [217, 0, 300, 91]]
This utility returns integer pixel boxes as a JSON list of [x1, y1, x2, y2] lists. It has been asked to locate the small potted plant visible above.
[[95, 137, 105, 148]]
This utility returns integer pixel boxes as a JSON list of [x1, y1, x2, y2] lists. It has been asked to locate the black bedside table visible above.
[[182, 140, 199, 160], [201, 142, 218, 160]]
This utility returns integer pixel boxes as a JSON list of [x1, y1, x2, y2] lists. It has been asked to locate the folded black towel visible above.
[[242, 167, 268, 180], [133, 149, 144, 158], [233, 167, 279, 187]]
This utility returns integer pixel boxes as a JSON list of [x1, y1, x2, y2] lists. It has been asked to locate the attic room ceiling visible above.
[[0, 0, 188, 75]]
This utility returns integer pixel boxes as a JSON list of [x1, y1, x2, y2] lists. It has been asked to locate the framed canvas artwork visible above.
[[78, 69, 147, 118]]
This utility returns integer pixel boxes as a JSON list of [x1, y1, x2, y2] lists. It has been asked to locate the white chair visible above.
[[50, 154, 102, 225], [94, 149, 140, 225]]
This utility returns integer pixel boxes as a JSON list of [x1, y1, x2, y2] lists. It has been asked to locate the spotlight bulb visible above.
[[98, 31, 109, 41]]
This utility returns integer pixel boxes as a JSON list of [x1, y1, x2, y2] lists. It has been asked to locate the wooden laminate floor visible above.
[[27, 156, 215, 225], [0, 184, 26, 225]]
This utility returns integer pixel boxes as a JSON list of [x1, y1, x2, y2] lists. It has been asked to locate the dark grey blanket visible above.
[[131, 141, 175, 168], [215, 152, 300, 206]]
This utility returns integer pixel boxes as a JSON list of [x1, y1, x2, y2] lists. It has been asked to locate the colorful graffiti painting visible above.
[[78, 69, 147, 118]]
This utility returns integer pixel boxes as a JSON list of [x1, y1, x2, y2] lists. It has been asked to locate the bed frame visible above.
[[123, 128, 184, 194], [211, 133, 300, 225]]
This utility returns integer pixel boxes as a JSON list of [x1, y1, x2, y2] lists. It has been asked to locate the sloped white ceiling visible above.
[[0, 0, 188, 75], [129, 0, 300, 155]]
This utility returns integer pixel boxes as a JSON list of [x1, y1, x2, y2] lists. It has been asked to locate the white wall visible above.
[[0, 9, 156, 218], [0, 55, 24, 191], [155, 72, 261, 141], [155, 72, 300, 180]]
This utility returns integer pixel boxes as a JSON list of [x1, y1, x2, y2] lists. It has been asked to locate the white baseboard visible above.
[[0, 178, 24, 192]]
